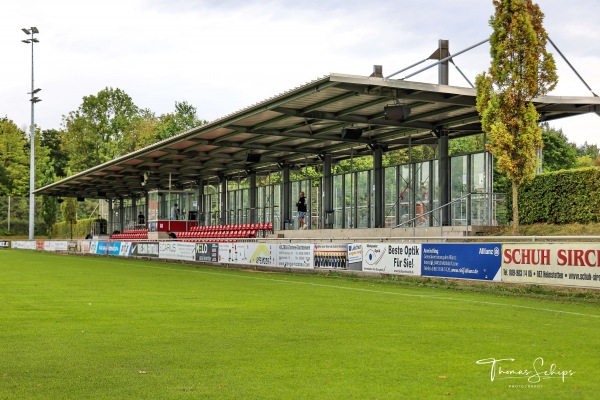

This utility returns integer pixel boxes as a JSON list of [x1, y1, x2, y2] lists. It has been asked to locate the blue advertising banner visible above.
[[92, 241, 109, 255], [106, 242, 121, 256], [421, 243, 502, 281]]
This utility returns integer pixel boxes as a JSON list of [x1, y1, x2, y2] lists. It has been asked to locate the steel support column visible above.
[[373, 146, 384, 227], [439, 131, 450, 225], [323, 155, 333, 229], [249, 171, 257, 223], [282, 164, 291, 230]]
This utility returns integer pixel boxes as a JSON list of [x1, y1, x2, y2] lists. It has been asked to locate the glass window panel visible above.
[[356, 171, 370, 228]]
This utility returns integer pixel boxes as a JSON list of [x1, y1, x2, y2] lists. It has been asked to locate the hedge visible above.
[[519, 167, 600, 224], [51, 218, 96, 239]]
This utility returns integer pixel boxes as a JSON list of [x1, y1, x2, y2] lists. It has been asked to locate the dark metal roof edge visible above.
[[34, 74, 335, 194]]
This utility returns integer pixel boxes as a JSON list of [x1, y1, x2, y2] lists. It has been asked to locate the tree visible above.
[[40, 166, 58, 237], [62, 197, 78, 239], [40, 129, 69, 178], [540, 123, 577, 172], [156, 101, 207, 141], [576, 142, 600, 167], [120, 109, 159, 153], [577, 142, 599, 159], [0, 118, 29, 196], [475, 0, 557, 234], [62, 87, 141, 173]]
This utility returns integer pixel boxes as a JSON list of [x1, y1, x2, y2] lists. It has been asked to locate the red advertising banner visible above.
[[502, 243, 600, 288]]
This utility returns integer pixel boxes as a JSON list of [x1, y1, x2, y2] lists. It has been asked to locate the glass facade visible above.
[[108, 150, 501, 233]]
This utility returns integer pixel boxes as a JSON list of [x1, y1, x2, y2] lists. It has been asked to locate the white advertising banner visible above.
[[44, 241, 68, 252], [362, 243, 422, 276], [277, 244, 314, 269], [502, 243, 600, 288], [158, 241, 196, 261], [218, 242, 246, 264], [11, 241, 37, 250], [216, 243, 278, 267]]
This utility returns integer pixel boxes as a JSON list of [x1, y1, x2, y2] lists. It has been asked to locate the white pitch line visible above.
[[85, 257, 600, 319]]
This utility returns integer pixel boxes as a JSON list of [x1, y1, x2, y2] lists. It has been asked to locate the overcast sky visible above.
[[1, 0, 599, 146]]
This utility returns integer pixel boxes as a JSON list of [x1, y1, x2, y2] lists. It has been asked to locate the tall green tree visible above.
[[120, 109, 159, 153], [475, 0, 557, 234], [40, 129, 69, 178], [40, 165, 58, 236], [62, 197, 78, 239], [62, 87, 141, 173], [0, 118, 29, 196], [156, 101, 207, 141]]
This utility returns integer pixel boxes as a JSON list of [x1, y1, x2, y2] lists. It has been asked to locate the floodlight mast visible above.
[[22, 26, 41, 240]]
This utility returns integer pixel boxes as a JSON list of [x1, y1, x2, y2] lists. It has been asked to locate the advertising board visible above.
[[195, 242, 219, 263], [362, 243, 421, 275], [277, 244, 314, 269], [314, 244, 347, 269], [158, 241, 196, 261], [421, 243, 501, 281], [502, 243, 600, 288], [11, 241, 37, 250], [132, 242, 159, 258], [217, 243, 278, 267]]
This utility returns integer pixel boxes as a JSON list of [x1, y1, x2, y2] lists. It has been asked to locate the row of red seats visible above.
[[190, 222, 273, 233], [112, 233, 148, 240], [124, 228, 148, 234], [177, 229, 257, 239]]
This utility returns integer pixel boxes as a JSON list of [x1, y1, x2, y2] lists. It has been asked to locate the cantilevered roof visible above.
[[35, 72, 600, 199]]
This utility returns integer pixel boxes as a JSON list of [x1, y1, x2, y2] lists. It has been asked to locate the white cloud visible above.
[[1, 0, 598, 146]]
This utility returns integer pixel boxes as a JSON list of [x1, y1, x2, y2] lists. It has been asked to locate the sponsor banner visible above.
[[119, 242, 132, 256], [347, 243, 363, 264], [277, 244, 314, 269], [246, 243, 278, 266], [11, 241, 36, 250], [502, 243, 600, 288], [216, 243, 277, 266], [195, 243, 218, 263], [217, 242, 239, 263], [55, 241, 68, 252], [81, 240, 91, 254], [132, 242, 159, 258], [422, 243, 502, 281], [0, 240, 10, 249], [159, 241, 196, 261], [314, 243, 348, 269], [106, 242, 121, 256], [44, 241, 69, 252], [362, 243, 421, 276], [68, 241, 79, 252], [94, 242, 109, 255]]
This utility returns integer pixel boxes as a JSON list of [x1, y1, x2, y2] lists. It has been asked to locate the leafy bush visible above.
[[52, 217, 95, 239], [519, 167, 600, 224]]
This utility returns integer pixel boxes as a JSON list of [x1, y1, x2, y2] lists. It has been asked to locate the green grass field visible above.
[[1, 250, 599, 399]]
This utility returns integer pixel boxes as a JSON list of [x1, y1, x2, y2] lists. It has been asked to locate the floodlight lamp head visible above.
[[384, 104, 411, 121], [22, 28, 31, 35], [341, 127, 363, 140]]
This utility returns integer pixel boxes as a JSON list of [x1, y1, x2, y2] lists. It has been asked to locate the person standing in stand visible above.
[[296, 191, 308, 229]]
